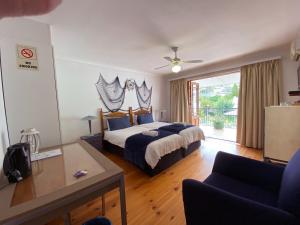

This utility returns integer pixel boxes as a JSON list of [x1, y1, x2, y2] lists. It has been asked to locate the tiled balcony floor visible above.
[[200, 125, 237, 142]]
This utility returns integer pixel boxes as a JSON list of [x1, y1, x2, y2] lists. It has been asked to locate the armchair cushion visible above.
[[183, 179, 297, 225], [278, 149, 300, 217], [204, 173, 278, 207], [212, 151, 284, 194]]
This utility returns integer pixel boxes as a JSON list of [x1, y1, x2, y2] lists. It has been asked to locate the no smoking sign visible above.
[[16, 44, 39, 71], [21, 48, 34, 58]]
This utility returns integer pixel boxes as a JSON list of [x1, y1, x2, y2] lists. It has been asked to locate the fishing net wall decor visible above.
[[95, 74, 126, 112], [135, 81, 152, 109], [126, 79, 135, 91]]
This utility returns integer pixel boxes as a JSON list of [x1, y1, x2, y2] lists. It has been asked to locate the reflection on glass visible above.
[[11, 143, 105, 206]]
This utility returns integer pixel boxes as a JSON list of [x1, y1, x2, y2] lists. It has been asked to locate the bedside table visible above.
[[80, 133, 102, 151]]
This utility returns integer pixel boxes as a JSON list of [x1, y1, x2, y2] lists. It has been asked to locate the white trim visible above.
[[168, 56, 282, 81]]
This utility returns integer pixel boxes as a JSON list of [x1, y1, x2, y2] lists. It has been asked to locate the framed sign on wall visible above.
[[16, 44, 39, 71]]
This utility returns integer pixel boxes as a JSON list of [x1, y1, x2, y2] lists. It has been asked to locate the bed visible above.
[[131, 109, 205, 156], [100, 107, 185, 176], [158, 123, 205, 156]]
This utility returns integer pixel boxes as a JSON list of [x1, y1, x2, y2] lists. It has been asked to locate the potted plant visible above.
[[213, 116, 224, 130]]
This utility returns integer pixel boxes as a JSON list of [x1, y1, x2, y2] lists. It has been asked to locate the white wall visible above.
[[0, 18, 61, 148], [164, 44, 300, 119], [0, 64, 9, 189], [55, 58, 167, 144]]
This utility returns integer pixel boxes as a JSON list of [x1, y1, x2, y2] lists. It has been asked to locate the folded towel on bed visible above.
[[142, 130, 159, 137]]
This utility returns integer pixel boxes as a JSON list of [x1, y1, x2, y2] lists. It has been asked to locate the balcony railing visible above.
[[193, 107, 238, 129]]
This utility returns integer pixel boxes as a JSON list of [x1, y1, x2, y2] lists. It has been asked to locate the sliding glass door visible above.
[[191, 72, 240, 142]]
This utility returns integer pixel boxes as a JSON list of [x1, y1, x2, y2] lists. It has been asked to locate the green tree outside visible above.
[[199, 84, 239, 128]]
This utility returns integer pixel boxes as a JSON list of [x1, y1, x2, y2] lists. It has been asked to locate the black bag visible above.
[[3, 143, 32, 183]]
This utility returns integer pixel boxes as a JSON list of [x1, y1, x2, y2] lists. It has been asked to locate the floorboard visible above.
[[46, 138, 262, 225]]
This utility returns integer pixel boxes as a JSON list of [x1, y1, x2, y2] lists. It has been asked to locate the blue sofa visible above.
[[182, 150, 300, 225]]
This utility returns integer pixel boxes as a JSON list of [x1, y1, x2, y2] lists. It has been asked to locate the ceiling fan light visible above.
[[172, 65, 182, 73]]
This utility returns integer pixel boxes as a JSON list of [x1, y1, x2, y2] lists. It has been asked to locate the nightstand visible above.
[[80, 133, 102, 151]]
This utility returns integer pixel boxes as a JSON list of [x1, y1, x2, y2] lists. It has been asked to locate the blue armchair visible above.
[[83, 217, 111, 225], [182, 150, 300, 225]]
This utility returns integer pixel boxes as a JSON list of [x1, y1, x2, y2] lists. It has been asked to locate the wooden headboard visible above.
[[99, 106, 152, 136], [130, 106, 152, 116], [129, 106, 152, 125], [99, 108, 132, 137]]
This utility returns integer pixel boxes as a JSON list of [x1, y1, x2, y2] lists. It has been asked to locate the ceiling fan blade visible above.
[[163, 56, 173, 62], [183, 60, 203, 63], [154, 64, 170, 70]]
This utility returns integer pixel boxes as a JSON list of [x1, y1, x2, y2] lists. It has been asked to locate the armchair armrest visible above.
[[182, 179, 297, 225], [213, 151, 284, 193]]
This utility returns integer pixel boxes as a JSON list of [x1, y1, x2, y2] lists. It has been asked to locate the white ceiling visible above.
[[32, 0, 300, 75]]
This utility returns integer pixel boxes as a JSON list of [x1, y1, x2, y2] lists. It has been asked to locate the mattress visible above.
[[140, 122, 205, 148], [179, 126, 205, 148], [104, 126, 148, 148], [104, 126, 183, 169]]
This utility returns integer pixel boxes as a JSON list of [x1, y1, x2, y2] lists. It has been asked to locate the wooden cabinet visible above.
[[264, 106, 300, 162]]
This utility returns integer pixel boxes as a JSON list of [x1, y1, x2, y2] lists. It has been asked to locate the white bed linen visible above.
[[139, 121, 170, 130], [104, 126, 184, 169], [145, 134, 183, 169], [179, 126, 205, 148], [140, 122, 205, 148], [104, 126, 148, 148]]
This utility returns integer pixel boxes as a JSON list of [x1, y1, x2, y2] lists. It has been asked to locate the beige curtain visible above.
[[237, 59, 282, 149], [170, 79, 192, 123]]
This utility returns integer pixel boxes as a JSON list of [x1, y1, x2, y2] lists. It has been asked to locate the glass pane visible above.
[[193, 72, 240, 142], [11, 143, 106, 206]]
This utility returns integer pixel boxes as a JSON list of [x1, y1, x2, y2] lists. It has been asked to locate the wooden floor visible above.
[[47, 138, 262, 225]]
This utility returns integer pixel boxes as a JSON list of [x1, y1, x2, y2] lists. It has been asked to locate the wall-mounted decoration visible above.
[[95, 74, 126, 112], [95, 74, 152, 111], [126, 79, 135, 91], [135, 81, 152, 109], [16, 44, 39, 71]]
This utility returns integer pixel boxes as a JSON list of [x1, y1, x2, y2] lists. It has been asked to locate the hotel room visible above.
[[0, 1, 300, 225]]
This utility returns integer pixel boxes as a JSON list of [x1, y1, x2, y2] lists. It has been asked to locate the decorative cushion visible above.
[[278, 149, 300, 216], [137, 113, 154, 124], [107, 116, 130, 131]]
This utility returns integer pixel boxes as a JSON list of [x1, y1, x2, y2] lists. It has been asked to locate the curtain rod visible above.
[[168, 55, 282, 82]]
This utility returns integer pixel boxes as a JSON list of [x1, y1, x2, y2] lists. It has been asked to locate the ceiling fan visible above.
[[155, 46, 203, 73]]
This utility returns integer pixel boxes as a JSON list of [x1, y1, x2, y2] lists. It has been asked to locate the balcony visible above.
[[194, 107, 237, 142]]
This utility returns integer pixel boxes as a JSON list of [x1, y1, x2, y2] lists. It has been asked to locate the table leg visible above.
[[102, 194, 105, 216], [119, 176, 127, 225], [63, 213, 71, 225]]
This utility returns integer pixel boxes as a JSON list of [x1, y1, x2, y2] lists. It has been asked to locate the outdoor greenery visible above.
[[213, 116, 225, 129], [199, 83, 239, 129]]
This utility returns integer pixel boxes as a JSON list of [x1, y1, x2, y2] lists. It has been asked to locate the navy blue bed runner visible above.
[[158, 123, 193, 134], [124, 129, 174, 169]]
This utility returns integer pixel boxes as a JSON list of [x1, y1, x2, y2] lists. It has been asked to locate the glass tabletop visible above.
[[11, 143, 106, 207]]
